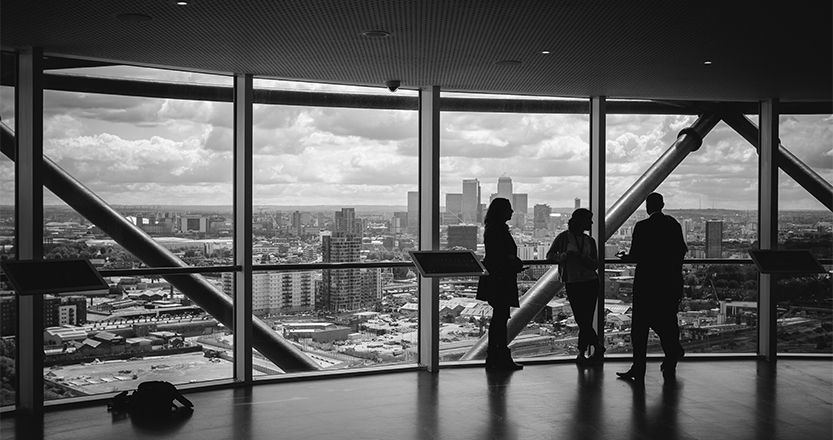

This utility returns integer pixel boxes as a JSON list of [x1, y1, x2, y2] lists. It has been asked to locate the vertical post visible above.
[[15, 47, 44, 419], [758, 99, 778, 361], [418, 86, 440, 372], [589, 97, 606, 343], [233, 73, 253, 382]]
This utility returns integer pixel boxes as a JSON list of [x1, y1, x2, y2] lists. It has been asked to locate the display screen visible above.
[[408, 251, 488, 277], [748, 250, 827, 274], [0, 259, 109, 296]]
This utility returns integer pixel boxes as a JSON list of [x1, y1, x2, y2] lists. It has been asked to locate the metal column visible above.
[[233, 73, 253, 382], [590, 97, 606, 342], [721, 112, 832, 212], [462, 113, 720, 359], [15, 47, 44, 421], [418, 86, 440, 372], [758, 100, 778, 361]]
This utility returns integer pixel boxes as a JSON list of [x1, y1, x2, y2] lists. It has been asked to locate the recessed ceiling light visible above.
[[116, 13, 152, 23], [540, 50, 551, 55], [176, 1, 189, 5], [703, 60, 713, 65], [361, 30, 391, 38], [495, 59, 522, 66]]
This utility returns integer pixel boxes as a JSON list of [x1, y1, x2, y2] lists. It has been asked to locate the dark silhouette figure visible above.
[[476, 198, 524, 371], [547, 208, 603, 365], [617, 193, 687, 382]]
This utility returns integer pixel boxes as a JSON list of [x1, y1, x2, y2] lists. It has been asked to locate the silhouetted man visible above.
[[616, 193, 687, 382]]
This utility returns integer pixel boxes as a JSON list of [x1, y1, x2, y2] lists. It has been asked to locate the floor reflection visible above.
[[481, 369, 517, 439], [568, 364, 605, 439], [628, 375, 682, 440]]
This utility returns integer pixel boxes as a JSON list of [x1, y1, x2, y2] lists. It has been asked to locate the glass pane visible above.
[[602, 263, 758, 355], [43, 271, 234, 401], [42, 87, 233, 267], [0, 84, 15, 407], [438, 97, 590, 362], [605, 114, 758, 259], [252, 81, 419, 375], [252, 268, 418, 372], [777, 114, 833, 353], [38, 66, 235, 400]]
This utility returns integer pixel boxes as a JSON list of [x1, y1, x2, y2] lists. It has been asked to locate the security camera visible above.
[[385, 79, 401, 92]]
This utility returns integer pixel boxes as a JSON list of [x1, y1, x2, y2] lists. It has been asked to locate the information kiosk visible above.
[[0, 259, 109, 420], [747, 249, 827, 274], [1, 259, 109, 296], [408, 250, 488, 277]]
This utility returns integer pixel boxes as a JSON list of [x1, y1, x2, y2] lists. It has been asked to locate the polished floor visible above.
[[1, 360, 831, 440]]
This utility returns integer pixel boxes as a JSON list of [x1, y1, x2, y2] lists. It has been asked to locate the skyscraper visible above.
[[447, 225, 478, 251], [445, 193, 463, 224], [407, 191, 419, 234], [322, 208, 363, 311], [462, 179, 481, 223], [533, 204, 552, 230], [335, 207, 361, 235], [497, 176, 513, 200], [392, 211, 408, 234], [223, 271, 314, 315], [574, 198, 581, 209], [706, 220, 723, 258], [511, 193, 528, 228]]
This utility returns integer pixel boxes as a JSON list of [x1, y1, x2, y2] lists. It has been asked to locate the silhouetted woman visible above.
[[547, 208, 603, 365], [476, 198, 524, 370]]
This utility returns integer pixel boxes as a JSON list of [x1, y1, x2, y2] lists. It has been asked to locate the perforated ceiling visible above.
[[2, 1, 830, 101]]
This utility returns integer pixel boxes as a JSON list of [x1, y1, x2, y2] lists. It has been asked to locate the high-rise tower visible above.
[[462, 179, 481, 223], [322, 208, 363, 311]]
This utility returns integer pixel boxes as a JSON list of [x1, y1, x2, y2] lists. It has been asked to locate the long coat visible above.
[[629, 212, 688, 302], [476, 223, 522, 307]]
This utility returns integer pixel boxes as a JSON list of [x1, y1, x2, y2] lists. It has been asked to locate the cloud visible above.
[[309, 107, 418, 142], [780, 114, 833, 172], [22, 82, 830, 209], [44, 90, 165, 125], [44, 133, 233, 190], [441, 113, 588, 159]]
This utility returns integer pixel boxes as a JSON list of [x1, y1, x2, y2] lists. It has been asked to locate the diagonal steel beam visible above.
[[721, 113, 832, 212], [0, 124, 320, 372], [462, 113, 721, 360]]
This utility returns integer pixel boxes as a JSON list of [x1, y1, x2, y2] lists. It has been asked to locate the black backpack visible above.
[[108, 381, 193, 418]]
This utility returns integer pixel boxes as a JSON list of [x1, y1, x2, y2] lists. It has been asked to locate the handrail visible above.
[[94, 257, 830, 279]]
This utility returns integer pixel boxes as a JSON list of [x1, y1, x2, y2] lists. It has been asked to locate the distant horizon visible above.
[[8, 204, 830, 213]]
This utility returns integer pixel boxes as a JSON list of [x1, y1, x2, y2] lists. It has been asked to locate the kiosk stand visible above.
[[748, 249, 826, 275], [0, 259, 108, 432], [408, 250, 488, 278]]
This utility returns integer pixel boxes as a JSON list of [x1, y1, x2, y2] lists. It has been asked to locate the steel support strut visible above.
[[0, 124, 320, 372], [461, 113, 721, 360], [721, 112, 833, 212]]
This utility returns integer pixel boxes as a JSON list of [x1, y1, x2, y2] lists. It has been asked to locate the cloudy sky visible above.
[[0, 65, 830, 211]]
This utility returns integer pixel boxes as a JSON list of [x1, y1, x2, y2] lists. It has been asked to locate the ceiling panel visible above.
[[1, 0, 830, 101]]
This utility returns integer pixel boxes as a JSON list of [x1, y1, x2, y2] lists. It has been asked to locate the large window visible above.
[[5, 53, 828, 408], [777, 114, 833, 353], [604, 113, 760, 355], [0, 82, 16, 407], [438, 95, 590, 362], [252, 78, 419, 374], [38, 65, 235, 401]]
